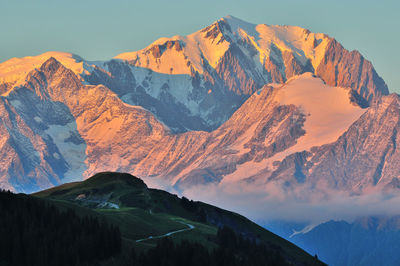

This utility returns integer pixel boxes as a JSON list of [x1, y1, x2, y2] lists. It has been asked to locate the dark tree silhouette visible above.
[[0, 190, 121, 266], [108, 226, 289, 266]]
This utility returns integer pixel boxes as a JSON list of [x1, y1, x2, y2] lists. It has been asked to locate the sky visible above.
[[1, 0, 399, 91]]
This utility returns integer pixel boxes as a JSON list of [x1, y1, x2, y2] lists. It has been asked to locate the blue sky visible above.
[[1, 0, 399, 91]]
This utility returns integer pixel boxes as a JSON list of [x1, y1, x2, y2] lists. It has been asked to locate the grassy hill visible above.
[[34, 172, 323, 265]]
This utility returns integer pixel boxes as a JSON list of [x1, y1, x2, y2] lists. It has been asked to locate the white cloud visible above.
[[177, 179, 400, 225]]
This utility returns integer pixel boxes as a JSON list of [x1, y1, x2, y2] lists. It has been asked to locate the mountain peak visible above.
[[40, 56, 63, 72], [211, 15, 260, 39], [0, 51, 89, 87], [221, 15, 240, 21], [85, 172, 147, 189], [219, 15, 253, 24], [218, 15, 257, 30]]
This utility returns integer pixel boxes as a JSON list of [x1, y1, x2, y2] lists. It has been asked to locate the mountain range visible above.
[[0, 16, 394, 197], [290, 216, 400, 266]]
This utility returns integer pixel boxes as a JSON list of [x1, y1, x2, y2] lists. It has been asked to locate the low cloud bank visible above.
[[176, 180, 400, 225]]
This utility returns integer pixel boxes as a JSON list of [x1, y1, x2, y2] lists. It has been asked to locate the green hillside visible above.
[[34, 172, 323, 265]]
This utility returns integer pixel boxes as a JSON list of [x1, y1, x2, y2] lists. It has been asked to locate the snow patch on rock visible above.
[[45, 122, 87, 182]]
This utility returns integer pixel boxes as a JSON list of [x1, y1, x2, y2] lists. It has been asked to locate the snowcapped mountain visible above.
[[0, 16, 393, 198], [0, 58, 168, 192], [1, 16, 387, 133]]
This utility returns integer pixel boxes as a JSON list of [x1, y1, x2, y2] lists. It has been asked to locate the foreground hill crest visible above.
[[32, 171, 323, 266]]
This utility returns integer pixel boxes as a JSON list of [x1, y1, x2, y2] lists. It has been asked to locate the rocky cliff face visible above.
[[310, 94, 400, 191], [316, 38, 388, 105]]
